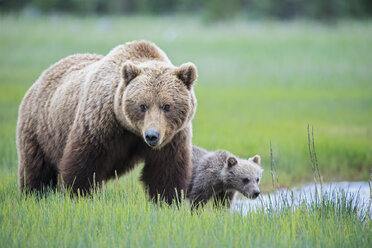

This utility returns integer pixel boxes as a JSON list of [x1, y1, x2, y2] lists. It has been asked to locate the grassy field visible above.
[[0, 15, 371, 247], [1, 170, 371, 247]]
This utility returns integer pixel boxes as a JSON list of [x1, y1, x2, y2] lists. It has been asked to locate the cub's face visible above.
[[224, 155, 263, 199], [121, 62, 197, 149]]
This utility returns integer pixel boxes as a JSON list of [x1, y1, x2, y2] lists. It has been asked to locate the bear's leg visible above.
[[18, 136, 58, 192], [213, 191, 235, 208], [58, 133, 107, 194], [141, 129, 191, 205]]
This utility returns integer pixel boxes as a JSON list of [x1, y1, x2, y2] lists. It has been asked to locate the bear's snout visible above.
[[252, 190, 260, 198], [145, 129, 160, 147]]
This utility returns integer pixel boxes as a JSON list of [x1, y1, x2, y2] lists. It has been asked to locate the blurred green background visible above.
[[1, 0, 372, 20], [0, 1, 371, 191]]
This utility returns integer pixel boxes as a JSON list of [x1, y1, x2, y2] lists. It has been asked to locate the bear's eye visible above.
[[256, 178, 259, 183], [162, 104, 170, 112], [242, 178, 250, 184], [140, 104, 147, 112]]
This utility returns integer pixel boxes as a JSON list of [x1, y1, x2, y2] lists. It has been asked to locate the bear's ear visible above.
[[227, 156, 238, 168], [175, 62, 197, 90], [252, 155, 261, 165], [122, 62, 141, 86]]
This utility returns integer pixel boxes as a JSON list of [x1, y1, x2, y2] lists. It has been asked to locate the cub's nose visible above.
[[253, 190, 260, 198], [145, 130, 160, 146]]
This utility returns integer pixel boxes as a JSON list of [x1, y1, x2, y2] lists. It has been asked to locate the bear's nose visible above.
[[253, 190, 260, 198], [145, 130, 160, 146]]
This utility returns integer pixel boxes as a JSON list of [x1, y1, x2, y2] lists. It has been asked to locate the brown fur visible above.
[[188, 146, 263, 209], [17, 40, 197, 204]]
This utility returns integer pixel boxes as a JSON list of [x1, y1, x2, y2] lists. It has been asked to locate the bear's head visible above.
[[223, 155, 263, 199], [116, 61, 197, 149]]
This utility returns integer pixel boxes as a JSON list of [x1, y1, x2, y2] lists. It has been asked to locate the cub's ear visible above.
[[122, 62, 141, 86], [227, 156, 238, 168], [252, 155, 261, 165], [175, 62, 197, 90]]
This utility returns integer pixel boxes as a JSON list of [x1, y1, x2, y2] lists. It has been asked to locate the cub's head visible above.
[[223, 154, 263, 199], [117, 61, 197, 149]]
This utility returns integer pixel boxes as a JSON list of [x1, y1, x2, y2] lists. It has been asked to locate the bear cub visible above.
[[187, 146, 263, 209]]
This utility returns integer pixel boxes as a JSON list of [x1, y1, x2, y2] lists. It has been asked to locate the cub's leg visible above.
[[213, 191, 235, 208]]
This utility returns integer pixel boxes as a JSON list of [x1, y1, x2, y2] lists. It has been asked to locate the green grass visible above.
[[0, 15, 372, 247], [1, 168, 371, 247]]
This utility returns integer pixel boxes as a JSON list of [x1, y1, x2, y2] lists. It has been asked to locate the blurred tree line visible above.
[[1, 0, 371, 20]]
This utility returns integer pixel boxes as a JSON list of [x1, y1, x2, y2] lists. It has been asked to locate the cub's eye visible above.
[[140, 104, 147, 112], [162, 104, 170, 112], [242, 178, 250, 184], [256, 178, 259, 183]]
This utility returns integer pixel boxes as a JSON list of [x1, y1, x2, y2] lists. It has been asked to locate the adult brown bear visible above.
[[17, 40, 197, 204]]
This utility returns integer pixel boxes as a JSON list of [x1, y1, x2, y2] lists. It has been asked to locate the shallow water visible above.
[[233, 181, 372, 216]]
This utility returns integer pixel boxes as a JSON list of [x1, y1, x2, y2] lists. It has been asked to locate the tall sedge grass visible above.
[[1, 168, 371, 247]]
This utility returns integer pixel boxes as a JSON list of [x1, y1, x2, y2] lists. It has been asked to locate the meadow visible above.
[[0, 15, 371, 247]]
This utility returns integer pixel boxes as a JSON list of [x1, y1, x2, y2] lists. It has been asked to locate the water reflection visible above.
[[233, 181, 372, 216]]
